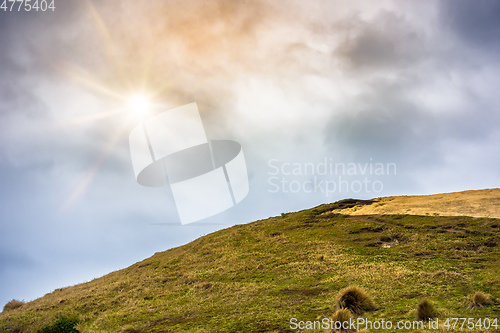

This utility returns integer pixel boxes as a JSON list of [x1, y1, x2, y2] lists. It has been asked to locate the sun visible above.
[[126, 94, 152, 116]]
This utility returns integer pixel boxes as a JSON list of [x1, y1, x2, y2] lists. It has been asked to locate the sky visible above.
[[1, 0, 499, 307]]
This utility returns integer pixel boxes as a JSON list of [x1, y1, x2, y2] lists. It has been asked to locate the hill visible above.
[[1, 189, 499, 332]]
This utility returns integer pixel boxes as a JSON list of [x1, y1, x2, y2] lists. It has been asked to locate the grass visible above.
[[38, 316, 80, 333], [2, 300, 25, 312], [327, 308, 355, 333], [468, 291, 494, 310], [0, 200, 499, 332], [416, 299, 438, 321], [335, 286, 377, 315]]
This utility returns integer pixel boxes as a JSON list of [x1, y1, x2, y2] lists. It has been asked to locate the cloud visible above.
[[317, 2, 500, 195], [1, 0, 498, 223], [441, 0, 500, 49], [335, 11, 426, 71]]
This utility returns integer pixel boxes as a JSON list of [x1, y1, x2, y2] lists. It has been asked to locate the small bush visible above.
[[336, 286, 377, 315], [38, 317, 80, 333], [326, 308, 356, 333], [468, 291, 493, 310], [3, 299, 25, 312], [416, 299, 438, 321]]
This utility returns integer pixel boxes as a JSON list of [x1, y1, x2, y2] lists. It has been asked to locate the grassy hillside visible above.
[[1, 195, 499, 332]]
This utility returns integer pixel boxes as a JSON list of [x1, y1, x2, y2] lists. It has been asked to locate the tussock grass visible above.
[[468, 291, 493, 309], [2, 299, 25, 312], [336, 286, 377, 315], [416, 299, 438, 321], [327, 308, 356, 333]]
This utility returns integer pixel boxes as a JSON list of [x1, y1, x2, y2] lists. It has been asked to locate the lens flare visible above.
[[127, 94, 152, 115]]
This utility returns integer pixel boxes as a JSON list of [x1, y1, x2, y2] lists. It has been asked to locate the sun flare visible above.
[[126, 94, 152, 115]]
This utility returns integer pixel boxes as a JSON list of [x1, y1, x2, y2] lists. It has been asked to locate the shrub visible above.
[[3, 299, 25, 312], [336, 286, 377, 315], [38, 317, 80, 333], [416, 299, 438, 321], [468, 291, 493, 310], [326, 308, 356, 333]]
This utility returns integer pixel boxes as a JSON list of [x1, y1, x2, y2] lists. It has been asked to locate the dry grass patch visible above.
[[333, 188, 500, 218]]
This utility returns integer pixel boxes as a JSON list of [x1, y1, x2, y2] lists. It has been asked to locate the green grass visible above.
[[1, 201, 499, 332]]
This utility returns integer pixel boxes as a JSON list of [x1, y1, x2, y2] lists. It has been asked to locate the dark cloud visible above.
[[441, 0, 500, 48], [324, 72, 499, 161], [335, 11, 426, 71], [321, 3, 500, 195], [323, 80, 440, 167]]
